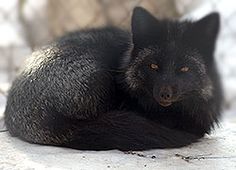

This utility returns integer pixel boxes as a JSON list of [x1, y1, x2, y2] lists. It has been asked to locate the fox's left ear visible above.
[[189, 12, 220, 58], [195, 12, 220, 42]]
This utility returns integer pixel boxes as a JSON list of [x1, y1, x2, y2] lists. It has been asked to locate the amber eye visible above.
[[150, 64, 159, 70], [180, 66, 189, 72]]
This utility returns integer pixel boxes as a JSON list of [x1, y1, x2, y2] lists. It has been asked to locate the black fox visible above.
[[4, 7, 223, 151]]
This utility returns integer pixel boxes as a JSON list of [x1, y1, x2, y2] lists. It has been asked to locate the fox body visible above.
[[4, 7, 222, 150]]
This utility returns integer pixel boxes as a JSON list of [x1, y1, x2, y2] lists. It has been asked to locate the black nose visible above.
[[159, 86, 173, 101]]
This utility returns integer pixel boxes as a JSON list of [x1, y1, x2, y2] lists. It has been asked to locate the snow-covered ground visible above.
[[0, 114, 235, 170]]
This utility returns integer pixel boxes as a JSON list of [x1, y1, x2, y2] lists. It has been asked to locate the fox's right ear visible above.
[[131, 7, 160, 46]]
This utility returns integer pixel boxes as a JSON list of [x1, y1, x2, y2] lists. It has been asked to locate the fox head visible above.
[[124, 7, 221, 108]]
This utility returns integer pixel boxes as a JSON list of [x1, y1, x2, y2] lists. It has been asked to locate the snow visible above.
[[0, 23, 25, 47], [0, 114, 236, 170], [0, 0, 25, 47]]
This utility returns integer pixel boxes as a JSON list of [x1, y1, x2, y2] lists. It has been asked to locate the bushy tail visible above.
[[62, 111, 199, 151]]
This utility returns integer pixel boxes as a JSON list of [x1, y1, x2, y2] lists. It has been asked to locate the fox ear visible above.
[[195, 12, 220, 42], [189, 12, 220, 58], [131, 7, 160, 46]]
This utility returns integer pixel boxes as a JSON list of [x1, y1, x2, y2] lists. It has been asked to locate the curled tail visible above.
[[62, 111, 199, 151]]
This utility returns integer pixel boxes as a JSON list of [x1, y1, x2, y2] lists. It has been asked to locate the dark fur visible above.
[[4, 7, 222, 151]]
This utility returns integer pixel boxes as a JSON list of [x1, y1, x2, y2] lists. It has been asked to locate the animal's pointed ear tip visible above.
[[133, 6, 146, 15], [206, 12, 220, 22], [198, 12, 220, 27], [211, 12, 220, 19]]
